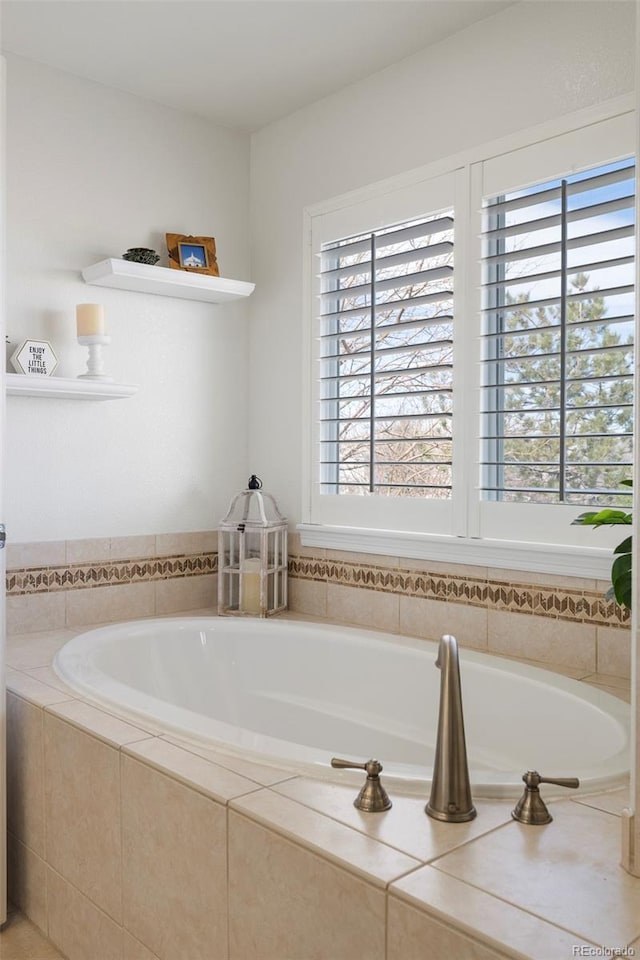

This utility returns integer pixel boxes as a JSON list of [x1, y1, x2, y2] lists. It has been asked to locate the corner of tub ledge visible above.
[[121, 737, 267, 805], [44, 698, 157, 749], [6, 668, 78, 708]]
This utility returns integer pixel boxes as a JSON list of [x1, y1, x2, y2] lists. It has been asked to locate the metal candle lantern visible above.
[[218, 475, 288, 617]]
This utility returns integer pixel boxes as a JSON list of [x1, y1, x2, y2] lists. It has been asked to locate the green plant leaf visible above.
[[571, 478, 633, 609], [572, 511, 598, 525], [613, 535, 632, 555], [572, 508, 632, 527], [611, 552, 633, 608], [613, 577, 632, 610]]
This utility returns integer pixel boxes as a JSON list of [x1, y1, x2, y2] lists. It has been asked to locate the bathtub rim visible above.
[[52, 615, 631, 800]]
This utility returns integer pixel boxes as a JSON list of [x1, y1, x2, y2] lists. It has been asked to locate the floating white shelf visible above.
[[82, 258, 255, 303], [6, 374, 139, 401]]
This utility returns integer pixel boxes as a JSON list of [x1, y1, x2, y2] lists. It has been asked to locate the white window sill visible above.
[[297, 524, 614, 580]]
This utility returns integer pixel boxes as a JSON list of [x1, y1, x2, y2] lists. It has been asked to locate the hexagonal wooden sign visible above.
[[10, 339, 58, 377]]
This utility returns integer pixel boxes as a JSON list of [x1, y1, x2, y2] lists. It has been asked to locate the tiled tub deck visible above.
[[4, 610, 639, 960]]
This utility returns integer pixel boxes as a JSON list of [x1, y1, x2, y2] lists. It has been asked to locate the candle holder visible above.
[[218, 475, 288, 618], [77, 334, 114, 382]]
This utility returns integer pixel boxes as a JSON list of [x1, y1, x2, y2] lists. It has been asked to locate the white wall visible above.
[[0, 55, 7, 924], [5, 55, 251, 542], [248, 0, 636, 523], [4, 1, 637, 541]]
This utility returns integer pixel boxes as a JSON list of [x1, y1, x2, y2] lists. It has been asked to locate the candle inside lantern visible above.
[[240, 557, 261, 614], [76, 303, 105, 337]]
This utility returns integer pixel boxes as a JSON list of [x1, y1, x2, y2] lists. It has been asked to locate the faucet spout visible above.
[[426, 634, 476, 823]]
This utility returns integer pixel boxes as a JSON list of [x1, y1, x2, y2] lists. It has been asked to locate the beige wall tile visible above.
[[596, 626, 631, 679], [400, 595, 488, 650], [111, 535, 157, 560], [597, 578, 614, 594], [46, 699, 152, 748], [432, 803, 640, 946], [65, 581, 155, 627], [121, 755, 228, 960], [326, 583, 399, 633], [65, 537, 111, 564], [123, 737, 259, 803], [288, 531, 325, 558], [7, 593, 66, 636], [402, 557, 489, 579], [155, 573, 216, 614], [7, 833, 48, 935], [6, 540, 66, 570], [572, 788, 629, 817], [388, 898, 505, 960], [229, 810, 386, 960], [5, 629, 75, 669], [324, 549, 401, 567], [583, 672, 629, 689], [6, 671, 73, 709], [7, 693, 45, 855], [495, 655, 586, 679], [584, 680, 631, 703], [25, 665, 79, 697], [390, 865, 594, 959], [487, 567, 597, 591], [272, 779, 512, 863], [287, 530, 300, 552], [0, 900, 63, 959], [163, 734, 295, 787], [288, 576, 328, 617], [47, 868, 123, 960], [44, 715, 122, 922], [123, 931, 161, 960], [487, 610, 596, 672], [231, 790, 419, 886], [159, 605, 218, 617], [155, 531, 217, 556]]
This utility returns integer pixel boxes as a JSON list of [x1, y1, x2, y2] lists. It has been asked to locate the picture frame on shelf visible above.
[[166, 233, 219, 276]]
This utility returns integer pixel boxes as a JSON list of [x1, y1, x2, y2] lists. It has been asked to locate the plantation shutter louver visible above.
[[318, 210, 455, 498], [480, 158, 635, 507]]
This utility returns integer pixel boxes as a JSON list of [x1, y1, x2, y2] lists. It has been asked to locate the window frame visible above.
[[478, 159, 635, 508], [308, 168, 468, 538], [301, 96, 636, 578]]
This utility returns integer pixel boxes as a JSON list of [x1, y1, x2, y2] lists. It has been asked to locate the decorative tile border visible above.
[[5, 547, 628, 629], [7, 552, 217, 595], [288, 555, 629, 628]]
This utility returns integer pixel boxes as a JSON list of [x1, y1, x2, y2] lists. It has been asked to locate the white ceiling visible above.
[[0, 0, 515, 131]]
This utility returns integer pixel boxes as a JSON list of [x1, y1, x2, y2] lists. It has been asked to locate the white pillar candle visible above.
[[240, 557, 262, 615], [76, 303, 105, 337]]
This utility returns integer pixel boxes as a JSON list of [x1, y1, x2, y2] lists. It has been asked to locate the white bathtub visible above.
[[53, 616, 630, 799]]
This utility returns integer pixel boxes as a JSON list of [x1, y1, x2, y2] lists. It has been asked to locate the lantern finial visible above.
[[248, 474, 262, 490]]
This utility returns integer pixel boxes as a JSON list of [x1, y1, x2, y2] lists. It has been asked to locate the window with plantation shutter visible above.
[[304, 107, 635, 570], [480, 158, 635, 508], [319, 210, 455, 499]]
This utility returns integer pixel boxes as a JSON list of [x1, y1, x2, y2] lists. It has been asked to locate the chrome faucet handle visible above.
[[331, 757, 392, 812], [511, 770, 580, 825]]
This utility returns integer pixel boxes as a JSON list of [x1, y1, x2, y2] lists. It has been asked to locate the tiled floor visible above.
[[0, 903, 65, 959]]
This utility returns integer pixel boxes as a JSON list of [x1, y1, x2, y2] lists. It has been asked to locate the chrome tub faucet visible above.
[[426, 634, 477, 823]]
